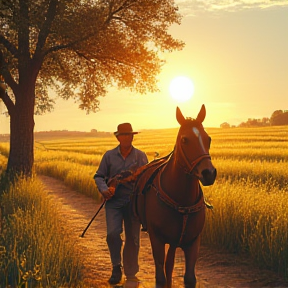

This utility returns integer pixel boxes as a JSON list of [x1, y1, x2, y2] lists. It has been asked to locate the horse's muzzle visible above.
[[199, 168, 217, 186]]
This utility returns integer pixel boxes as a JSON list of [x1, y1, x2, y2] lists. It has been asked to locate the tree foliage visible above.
[[0, 0, 184, 175], [220, 122, 230, 128], [270, 110, 288, 126], [222, 110, 288, 128], [1, 0, 184, 113]]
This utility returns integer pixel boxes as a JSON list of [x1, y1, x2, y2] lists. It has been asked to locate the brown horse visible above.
[[133, 105, 217, 288]]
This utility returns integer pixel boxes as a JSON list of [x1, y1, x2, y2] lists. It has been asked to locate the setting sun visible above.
[[169, 76, 195, 103]]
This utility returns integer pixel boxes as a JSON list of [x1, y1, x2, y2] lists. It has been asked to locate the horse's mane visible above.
[[182, 117, 202, 128]]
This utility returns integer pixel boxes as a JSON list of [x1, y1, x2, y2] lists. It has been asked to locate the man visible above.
[[94, 122, 148, 285]]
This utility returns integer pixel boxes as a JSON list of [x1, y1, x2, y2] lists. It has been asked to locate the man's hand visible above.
[[101, 186, 116, 200]]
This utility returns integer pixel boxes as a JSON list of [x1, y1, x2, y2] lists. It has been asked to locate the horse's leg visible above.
[[165, 245, 176, 288], [149, 233, 166, 287], [182, 236, 201, 288]]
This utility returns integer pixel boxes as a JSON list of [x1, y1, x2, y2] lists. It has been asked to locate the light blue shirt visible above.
[[94, 145, 148, 205]]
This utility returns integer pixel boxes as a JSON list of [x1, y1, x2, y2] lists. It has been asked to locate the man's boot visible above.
[[108, 264, 122, 284]]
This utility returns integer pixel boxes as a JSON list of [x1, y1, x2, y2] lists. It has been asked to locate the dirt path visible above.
[[39, 175, 287, 288]]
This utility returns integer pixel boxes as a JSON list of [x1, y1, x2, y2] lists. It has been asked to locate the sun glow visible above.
[[169, 76, 195, 103]]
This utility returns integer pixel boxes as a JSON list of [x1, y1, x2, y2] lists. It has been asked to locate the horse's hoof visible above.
[[184, 281, 196, 288]]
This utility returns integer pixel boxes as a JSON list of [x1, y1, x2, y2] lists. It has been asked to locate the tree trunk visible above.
[[6, 88, 35, 176]]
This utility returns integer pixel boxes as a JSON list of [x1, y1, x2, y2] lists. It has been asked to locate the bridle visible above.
[[174, 137, 211, 175]]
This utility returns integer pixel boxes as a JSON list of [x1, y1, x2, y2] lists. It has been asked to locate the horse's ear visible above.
[[196, 104, 206, 123], [176, 106, 186, 125]]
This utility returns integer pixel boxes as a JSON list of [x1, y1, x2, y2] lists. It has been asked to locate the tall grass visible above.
[[34, 160, 100, 200], [0, 175, 84, 288], [202, 178, 288, 276], [214, 158, 288, 190], [31, 126, 288, 278], [1, 125, 287, 282]]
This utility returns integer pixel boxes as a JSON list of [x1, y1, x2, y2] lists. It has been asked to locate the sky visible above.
[[1, 0, 288, 133]]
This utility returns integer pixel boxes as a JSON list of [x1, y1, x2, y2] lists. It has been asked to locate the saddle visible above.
[[135, 153, 171, 194], [132, 152, 173, 230]]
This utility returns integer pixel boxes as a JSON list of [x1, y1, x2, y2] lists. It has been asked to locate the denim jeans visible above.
[[105, 200, 141, 277]]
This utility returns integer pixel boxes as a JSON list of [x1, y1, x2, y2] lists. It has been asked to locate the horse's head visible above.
[[175, 105, 217, 186]]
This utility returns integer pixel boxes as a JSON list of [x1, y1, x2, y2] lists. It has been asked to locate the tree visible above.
[[220, 122, 230, 128], [0, 0, 184, 176], [270, 110, 288, 126]]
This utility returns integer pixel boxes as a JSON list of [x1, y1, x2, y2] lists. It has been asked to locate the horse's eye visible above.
[[181, 136, 188, 144]]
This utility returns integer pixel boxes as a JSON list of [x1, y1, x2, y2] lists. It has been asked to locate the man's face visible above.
[[117, 134, 134, 148]]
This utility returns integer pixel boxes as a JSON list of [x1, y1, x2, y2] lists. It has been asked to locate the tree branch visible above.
[[44, 42, 78, 56], [34, 0, 59, 58], [0, 49, 18, 92], [0, 87, 15, 116], [111, 0, 136, 17], [18, 0, 30, 60], [0, 35, 19, 58], [43, 34, 95, 56]]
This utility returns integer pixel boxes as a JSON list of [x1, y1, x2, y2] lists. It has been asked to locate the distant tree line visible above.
[[220, 109, 288, 128]]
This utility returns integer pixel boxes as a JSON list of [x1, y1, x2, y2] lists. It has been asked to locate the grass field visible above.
[[0, 125, 287, 286]]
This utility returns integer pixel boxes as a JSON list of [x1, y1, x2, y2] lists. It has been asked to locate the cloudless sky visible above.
[[1, 0, 287, 133]]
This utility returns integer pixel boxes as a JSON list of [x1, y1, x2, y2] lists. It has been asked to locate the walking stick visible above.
[[80, 199, 106, 238]]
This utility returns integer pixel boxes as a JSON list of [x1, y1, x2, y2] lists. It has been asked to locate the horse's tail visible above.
[[165, 245, 177, 286]]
